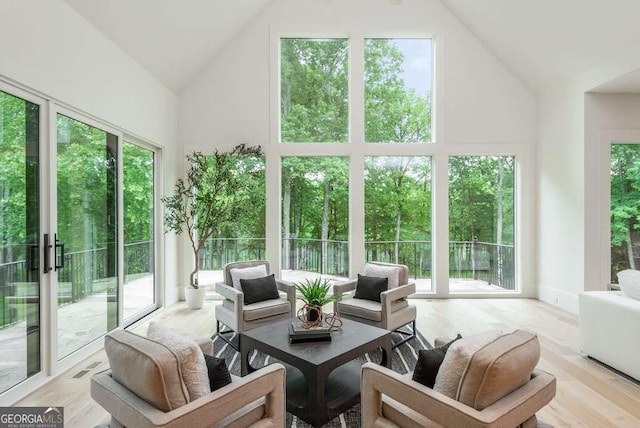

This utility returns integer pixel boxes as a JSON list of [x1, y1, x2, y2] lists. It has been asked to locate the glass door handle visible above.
[[28, 244, 39, 272], [54, 234, 65, 271], [43, 234, 52, 273]]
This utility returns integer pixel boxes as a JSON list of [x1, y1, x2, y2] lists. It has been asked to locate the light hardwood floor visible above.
[[14, 298, 640, 427]]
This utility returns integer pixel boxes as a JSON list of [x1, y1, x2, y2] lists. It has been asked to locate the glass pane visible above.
[[0, 90, 40, 393], [281, 157, 349, 283], [610, 144, 640, 282], [56, 114, 117, 359], [365, 157, 432, 291], [365, 38, 432, 143], [280, 38, 349, 143], [199, 154, 266, 291], [449, 156, 515, 292], [123, 142, 154, 319]]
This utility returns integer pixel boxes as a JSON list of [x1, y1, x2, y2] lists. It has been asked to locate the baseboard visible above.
[[538, 286, 579, 314]]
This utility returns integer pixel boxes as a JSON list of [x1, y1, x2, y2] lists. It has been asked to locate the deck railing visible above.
[[200, 237, 515, 289], [0, 240, 153, 328], [1, 237, 514, 329]]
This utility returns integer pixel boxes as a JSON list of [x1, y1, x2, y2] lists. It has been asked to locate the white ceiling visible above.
[[63, 0, 272, 92], [440, 0, 640, 92], [63, 0, 640, 94]]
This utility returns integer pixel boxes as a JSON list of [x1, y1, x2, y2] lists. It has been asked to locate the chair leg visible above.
[[391, 320, 416, 349], [213, 320, 239, 352]]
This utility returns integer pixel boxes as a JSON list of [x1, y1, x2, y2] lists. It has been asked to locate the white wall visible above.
[[180, 0, 535, 148], [537, 75, 640, 313], [179, 0, 537, 295], [536, 84, 585, 312], [0, 0, 181, 304]]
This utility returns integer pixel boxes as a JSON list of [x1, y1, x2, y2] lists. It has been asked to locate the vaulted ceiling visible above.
[[62, 0, 271, 92], [63, 0, 640, 94]]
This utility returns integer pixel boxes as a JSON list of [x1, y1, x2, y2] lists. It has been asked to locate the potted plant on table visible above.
[[295, 278, 341, 325], [162, 144, 263, 309]]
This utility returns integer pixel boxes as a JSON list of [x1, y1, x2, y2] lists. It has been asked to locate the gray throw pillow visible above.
[[354, 274, 388, 302], [240, 274, 280, 305]]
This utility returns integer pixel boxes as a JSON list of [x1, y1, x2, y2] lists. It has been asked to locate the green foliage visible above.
[[448, 156, 514, 245], [123, 142, 154, 244], [364, 39, 431, 143], [610, 144, 640, 280], [295, 277, 341, 307], [162, 144, 264, 287], [281, 38, 349, 142], [56, 114, 116, 254]]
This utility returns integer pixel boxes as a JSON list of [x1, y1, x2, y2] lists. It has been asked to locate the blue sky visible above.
[[389, 39, 432, 97]]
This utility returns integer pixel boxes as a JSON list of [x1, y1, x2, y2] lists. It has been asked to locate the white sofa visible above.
[[579, 291, 640, 381]]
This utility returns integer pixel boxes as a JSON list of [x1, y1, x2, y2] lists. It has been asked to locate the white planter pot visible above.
[[185, 286, 206, 309]]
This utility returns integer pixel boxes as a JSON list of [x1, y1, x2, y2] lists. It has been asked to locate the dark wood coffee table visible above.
[[240, 317, 392, 427]]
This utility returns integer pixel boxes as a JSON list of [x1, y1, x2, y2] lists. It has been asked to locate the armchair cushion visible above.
[[240, 274, 279, 305], [230, 264, 268, 290], [243, 298, 291, 321], [364, 262, 402, 288], [354, 274, 388, 302], [203, 354, 232, 392], [458, 330, 540, 410], [434, 330, 502, 399], [147, 322, 210, 401], [337, 297, 408, 322], [412, 334, 462, 388], [104, 330, 189, 412]]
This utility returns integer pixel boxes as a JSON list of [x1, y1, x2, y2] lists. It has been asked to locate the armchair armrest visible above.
[[215, 281, 242, 302], [92, 363, 286, 428], [380, 282, 416, 327], [380, 282, 415, 303], [276, 279, 296, 316], [332, 279, 357, 312], [361, 363, 555, 428]]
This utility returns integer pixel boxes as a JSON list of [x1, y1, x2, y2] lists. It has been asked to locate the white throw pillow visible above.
[[230, 264, 268, 290], [147, 322, 210, 401], [363, 263, 402, 289], [433, 330, 502, 399], [617, 269, 640, 300]]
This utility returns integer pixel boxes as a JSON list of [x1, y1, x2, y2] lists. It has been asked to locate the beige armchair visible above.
[[361, 331, 556, 428], [215, 260, 295, 350], [333, 262, 416, 348], [91, 330, 286, 428]]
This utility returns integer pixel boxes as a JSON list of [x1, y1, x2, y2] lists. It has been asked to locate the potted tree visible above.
[[162, 144, 263, 309], [295, 278, 341, 323]]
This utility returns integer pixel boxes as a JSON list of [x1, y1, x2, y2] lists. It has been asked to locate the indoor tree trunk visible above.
[[190, 248, 200, 288]]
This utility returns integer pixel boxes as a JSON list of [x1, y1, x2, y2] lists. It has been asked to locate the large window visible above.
[[449, 156, 515, 292], [280, 38, 349, 143], [274, 33, 522, 295], [281, 157, 349, 282], [610, 144, 640, 282], [365, 157, 432, 291], [365, 39, 432, 143]]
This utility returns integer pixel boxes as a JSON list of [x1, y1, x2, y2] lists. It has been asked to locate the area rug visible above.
[[212, 326, 429, 427]]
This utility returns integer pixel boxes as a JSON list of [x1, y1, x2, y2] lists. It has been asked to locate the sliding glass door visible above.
[[123, 141, 155, 319], [55, 113, 118, 360], [0, 90, 41, 394]]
